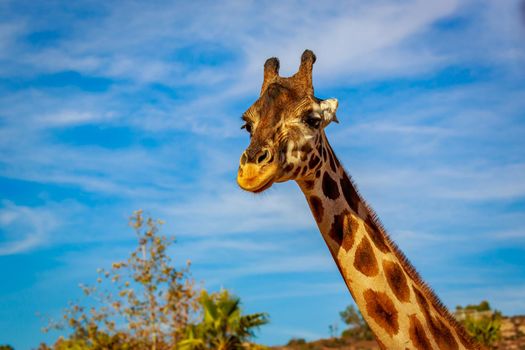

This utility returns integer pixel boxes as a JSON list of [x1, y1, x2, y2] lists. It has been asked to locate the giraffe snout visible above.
[[237, 148, 278, 193], [241, 148, 273, 165]]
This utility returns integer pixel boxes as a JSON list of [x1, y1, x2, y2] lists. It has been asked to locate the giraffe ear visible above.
[[319, 98, 339, 126]]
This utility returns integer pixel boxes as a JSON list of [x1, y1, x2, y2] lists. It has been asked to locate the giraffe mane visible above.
[[336, 155, 482, 349]]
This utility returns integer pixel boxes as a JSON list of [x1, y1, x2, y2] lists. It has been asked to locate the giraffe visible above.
[[236, 50, 481, 350]]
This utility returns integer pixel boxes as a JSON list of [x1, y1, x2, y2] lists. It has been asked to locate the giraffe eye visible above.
[[241, 123, 253, 134], [304, 114, 322, 129]]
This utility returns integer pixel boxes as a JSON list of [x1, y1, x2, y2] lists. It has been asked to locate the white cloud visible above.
[[198, 253, 335, 289], [432, 163, 525, 200], [355, 162, 525, 202], [0, 200, 60, 255], [40, 110, 115, 126], [243, 0, 458, 81], [158, 182, 313, 237], [0, 21, 25, 59], [0, 0, 468, 86], [245, 282, 347, 302], [486, 229, 525, 241]]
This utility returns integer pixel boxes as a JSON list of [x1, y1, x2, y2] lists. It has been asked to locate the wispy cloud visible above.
[[489, 229, 525, 241], [245, 282, 348, 302], [1, 1, 461, 84], [0, 200, 59, 255], [159, 184, 313, 237], [356, 163, 525, 202]]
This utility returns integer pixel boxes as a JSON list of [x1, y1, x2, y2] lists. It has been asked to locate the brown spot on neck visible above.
[[322, 172, 340, 200], [409, 315, 431, 350], [308, 195, 324, 223], [364, 218, 390, 254], [413, 286, 429, 309], [413, 287, 459, 350], [328, 210, 346, 245], [340, 172, 360, 213], [364, 289, 399, 336], [383, 260, 410, 303], [353, 237, 379, 277], [431, 318, 458, 350], [327, 210, 355, 253], [308, 154, 321, 169], [343, 213, 359, 252]]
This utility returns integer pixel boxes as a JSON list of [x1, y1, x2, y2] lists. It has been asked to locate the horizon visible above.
[[1, 1, 525, 349]]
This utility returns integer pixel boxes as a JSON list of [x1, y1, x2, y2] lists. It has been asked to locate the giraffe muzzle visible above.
[[237, 152, 278, 193]]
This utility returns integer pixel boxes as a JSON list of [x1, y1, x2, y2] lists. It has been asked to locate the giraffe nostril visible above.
[[240, 153, 248, 166], [257, 150, 270, 164]]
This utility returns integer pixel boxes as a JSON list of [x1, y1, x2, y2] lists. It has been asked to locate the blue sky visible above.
[[1, 0, 525, 349]]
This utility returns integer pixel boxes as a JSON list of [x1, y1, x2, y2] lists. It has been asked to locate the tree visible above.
[[43, 210, 198, 350], [0, 345, 14, 350], [328, 323, 338, 338], [463, 314, 501, 349], [456, 300, 491, 312], [456, 301, 501, 349], [339, 304, 373, 341], [179, 290, 269, 350]]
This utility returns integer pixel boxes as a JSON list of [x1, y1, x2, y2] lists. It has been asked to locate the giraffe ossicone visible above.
[[237, 50, 482, 350]]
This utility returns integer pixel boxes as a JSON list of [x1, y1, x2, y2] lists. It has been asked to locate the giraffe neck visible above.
[[296, 136, 478, 350]]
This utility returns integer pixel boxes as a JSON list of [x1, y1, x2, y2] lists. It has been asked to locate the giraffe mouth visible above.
[[249, 177, 275, 193], [237, 163, 278, 193]]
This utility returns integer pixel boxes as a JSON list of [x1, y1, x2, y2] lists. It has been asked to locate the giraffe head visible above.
[[237, 50, 339, 193]]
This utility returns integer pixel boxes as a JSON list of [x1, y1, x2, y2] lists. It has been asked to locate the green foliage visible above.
[[40, 210, 270, 350], [178, 289, 269, 350], [38, 331, 134, 350], [456, 301, 502, 349], [43, 210, 198, 350], [463, 314, 501, 349], [456, 300, 491, 312], [339, 305, 373, 341], [0, 345, 14, 350]]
